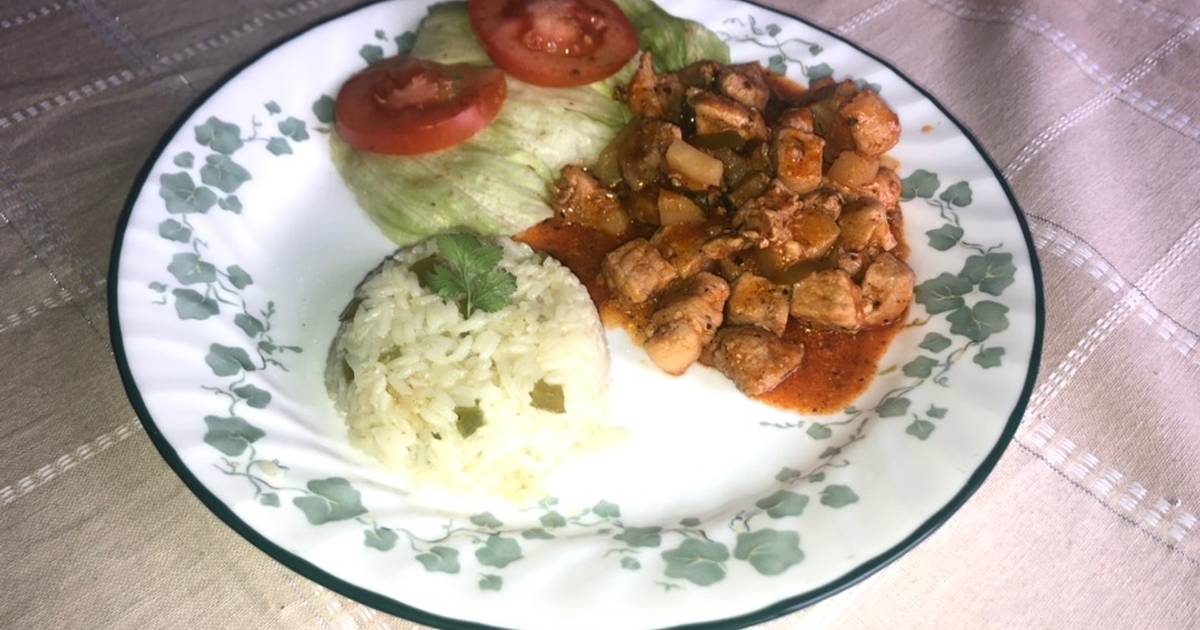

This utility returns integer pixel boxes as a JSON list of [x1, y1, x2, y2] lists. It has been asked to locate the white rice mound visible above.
[[326, 237, 618, 503]]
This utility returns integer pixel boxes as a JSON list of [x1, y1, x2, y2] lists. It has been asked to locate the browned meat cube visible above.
[[838, 199, 896, 252], [838, 90, 900, 157], [834, 251, 865, 278], [645, 273, 730, 375], [800, 188, 845, 220], [552, 166, 629, 236], [624, 52, 665, 119], [733, 180, 800, 247], [700, 233, 751, 261], [689, 90, 769, 142], [677, 60, 722, 87], [727, 273, 789, 336], [717, 63, 770, 110], [777, 108, 815, 133], [790, 212, 841, 260], [619, 119, 683, 191], [709, 326, 805, 395], [861, 253, 915, 327], [790, 270, 864, 330], [651, 224, 710, 279], [602, 239, 678, 304], [859, 166, 901, 212], [773, 128, 825, 195]]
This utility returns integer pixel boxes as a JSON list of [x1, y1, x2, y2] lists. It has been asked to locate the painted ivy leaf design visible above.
[[478, 574, 502, 591], [766, 54, 786, 75], [926, 223, 963, 251], [680, 517, 701, 527], [620, 557, 641, 571], [205, 343, 256, 376], [540, 511, 567, 529], [900, 169, 939, 201], [765, 23, 781, 36], [395, 31, 417, 54], [218, 195, 242, 213], [475, 535, 522, 568], [227, 265, 253, 289], [267, 137, 292, 155], [149, 281, 167, 293], [614, 526, 662, 548], [733, 529, 802, 576], [915, 272, 973, 314], [806, 422, 831, 439], [807, 471, 826, 483], [592, 500, 620, 518], [264, 101, 281, 115], [820, 485, 860, 508], [158, 219, 191, 243], [160, 172, 217, 214], [947, 300, 1009, 342], [235, 313, 265, 337], [520, 528, 554, 540], [918, 332, 952, 353], [906, 418, 935, 440], [877, 396, 910, 417], [662, 539, 729, 586], [203, 415, 264, 456], [172, 288, 218, 320], [775, 467, 802, 483], [201, 154, 252, 194], [259, 493, 280, 507], [805, 62, 833, 80], [469, 512, 503, 529], [939, 181, 973, 207], [927, 405, 948, 419], [233, 384, 272, 409], [168, 253, 216, 285], [374, 29, 386, 40], [960, 252, 1016, 296], [537, 496, 558, 508], [974, 346, 1005, 368], [901, 356, 938, 378], [312, 95, 335, 124], [416, 546, 461, 573], [293, 478, 367, 525], [194, 116, 244, 154], [364, 527, 397, 551], [360, 44, 384, 64], [173, 151, 194, 168], [755, 490, 809, 519], [278, 117, 309, 142]]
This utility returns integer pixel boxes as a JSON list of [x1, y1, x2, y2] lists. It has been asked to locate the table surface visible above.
[[3, 0, 1199, 627]]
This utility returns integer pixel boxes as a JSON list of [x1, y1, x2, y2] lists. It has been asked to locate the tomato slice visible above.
[[468, 0, 639, 88], [334, 56, 507, 155]]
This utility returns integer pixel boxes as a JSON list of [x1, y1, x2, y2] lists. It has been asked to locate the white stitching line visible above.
[[0, 276, 106, 337], [923, 0, 1200, 149], [0, 0, 336, 131], [1003, 19, 1199, 178], [835, 0, 908, 34], [1017, 417, 1198, 545], [1027, 217, 1200, 366], [0, 0, 71, 31], [0, 419, 141, 508], [1028, 217, 1200, 414]]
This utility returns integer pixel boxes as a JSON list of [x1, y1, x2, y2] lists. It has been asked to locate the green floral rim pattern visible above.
[[108, 1, 1044, 628]]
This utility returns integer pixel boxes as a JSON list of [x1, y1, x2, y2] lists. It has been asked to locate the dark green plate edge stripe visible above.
[[106, 1, 1045, 629]]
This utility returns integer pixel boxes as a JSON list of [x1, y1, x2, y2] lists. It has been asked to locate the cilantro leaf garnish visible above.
[[419, 233, 517, 317]]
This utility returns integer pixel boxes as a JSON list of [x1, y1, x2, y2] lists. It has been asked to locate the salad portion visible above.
[[330, 0, 728, 244]]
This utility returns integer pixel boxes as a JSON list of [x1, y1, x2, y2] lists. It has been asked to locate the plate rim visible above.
[[106, 1, 1046, 628]]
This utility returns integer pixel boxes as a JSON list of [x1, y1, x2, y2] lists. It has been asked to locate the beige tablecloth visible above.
[[3, 0, 1199, 627]]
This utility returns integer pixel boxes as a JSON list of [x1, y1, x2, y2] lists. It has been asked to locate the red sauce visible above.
[[518, 218, 904, 415]]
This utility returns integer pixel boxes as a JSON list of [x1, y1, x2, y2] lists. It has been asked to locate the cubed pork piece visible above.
[[709, 326, 805, 395], [644, 272, 730, 374], [651, 224, 710, 279], [688, 90, 769, 142], [552, 165, 629, 236], [601, 239, 678, 303], [619, 119, 682, 191], [733, 180, 800, 247], [717, 63, 770, 111], [777, 108, 815, 133], [790, 270, 864, 330], [838, 199, 896, 252], [773, 128, 825, 195], [859, 166, 901, 213], [861, 253, 915, 327], [727, 273, 789, 336], [838, 90, 900, 157]]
